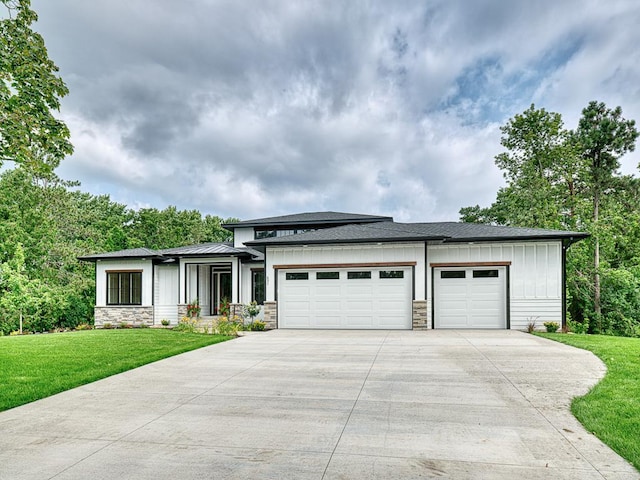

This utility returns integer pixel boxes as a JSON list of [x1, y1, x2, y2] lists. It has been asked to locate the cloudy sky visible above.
[[29, 0, 640, 222]]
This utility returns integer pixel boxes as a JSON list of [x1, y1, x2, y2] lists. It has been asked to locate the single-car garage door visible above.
[[278, 267, 412, 329], [434, 266, 506, 328]]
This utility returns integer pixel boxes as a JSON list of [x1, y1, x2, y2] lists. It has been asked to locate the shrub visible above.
[[173, 316, 199, 334], [161, 319, 170, 327], [103, 322, 113, 329], [215, 316, 242, 336], [568, 318, 589, 334], [543, 321, 560, 333], [119, 322, 133, 329], [138, 323, 149, 328], [75, 323, 92, 331], [249, 320, 266, 331], [526, 317, 538, 333]]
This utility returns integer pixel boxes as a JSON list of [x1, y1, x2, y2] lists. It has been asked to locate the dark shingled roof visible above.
[[246, 221, 589, 246], [78, 243, 263, 262], [223, 211, 393, 229], [78, 247, 162, 261]]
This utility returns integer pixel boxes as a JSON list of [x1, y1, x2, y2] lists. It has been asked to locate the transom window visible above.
[[107, 271, 142, 305], [380, 270, 404, 279], [473, 270, 499, 278], [441, 271, 465, 279], [316, 271, 339, 280], [255, 228, 317, 239], [286, 272, 309, 280], [347, 271, 371, 279]]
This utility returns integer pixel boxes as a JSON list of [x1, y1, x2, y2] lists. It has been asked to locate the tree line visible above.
[[460, 102, 639, 336], [3, 0, 640, 336], [0, 168, 236, 334]]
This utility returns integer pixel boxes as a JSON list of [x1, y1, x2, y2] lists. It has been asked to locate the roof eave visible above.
[[246, 236, 447, 247], [77, 255, 164, 262], [223, 216, 393, 230], [442, 233, 590, 244]]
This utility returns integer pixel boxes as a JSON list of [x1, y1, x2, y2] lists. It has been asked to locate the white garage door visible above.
[[278, 267, 412, 329], [434, 266, 506, 329]]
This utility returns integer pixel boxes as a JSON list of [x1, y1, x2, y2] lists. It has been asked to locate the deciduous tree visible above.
[[0, 0, 72, 177]]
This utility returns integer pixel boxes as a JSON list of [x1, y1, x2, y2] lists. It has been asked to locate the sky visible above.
[[26, 0, 640, 222]]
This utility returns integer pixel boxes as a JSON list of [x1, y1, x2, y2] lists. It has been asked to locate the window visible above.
[[380, 270, 404, 279], [347, 271, 371, 279], [286, 272, 308, 280], [107, 271, 142, 305], [252, 269, 265, 305], [441, 271, 465, 279], [473, 270, 499, 278], [316, 271, 339, 280], [255, 228, 317, 239]]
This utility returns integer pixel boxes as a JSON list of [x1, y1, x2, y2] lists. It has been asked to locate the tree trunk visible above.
[[594, 187, 601, 330]]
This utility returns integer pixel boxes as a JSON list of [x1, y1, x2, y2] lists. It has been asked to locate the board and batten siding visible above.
[[95, 259, 153, 307], [154, 265, 179, 323], [427, 241, 563, 329], [265, 243, 426, 302]]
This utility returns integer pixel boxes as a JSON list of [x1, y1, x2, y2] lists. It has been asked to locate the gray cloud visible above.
[[33, 0, 640, 221]]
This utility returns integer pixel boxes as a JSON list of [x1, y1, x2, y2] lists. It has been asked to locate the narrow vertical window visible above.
[[252, 269, 265, 305]]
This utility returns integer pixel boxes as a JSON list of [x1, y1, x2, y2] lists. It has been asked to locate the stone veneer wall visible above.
[[177, 304, 188, 319], [229, 303, 243, 319], [412, 300, 429, 330], [95, 306, 154, 327], [263, 301, 277, 329]]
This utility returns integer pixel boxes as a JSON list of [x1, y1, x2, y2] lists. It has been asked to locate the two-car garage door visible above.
[[278, 267, 412, 329]]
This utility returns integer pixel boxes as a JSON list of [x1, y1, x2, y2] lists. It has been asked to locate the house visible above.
[[79, 211, 588, 330]]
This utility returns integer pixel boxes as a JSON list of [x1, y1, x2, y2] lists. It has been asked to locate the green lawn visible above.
[[538, 333, 640, 471], [0, 329, 232, 412]]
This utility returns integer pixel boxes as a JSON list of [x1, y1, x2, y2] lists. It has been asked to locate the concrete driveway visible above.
[[0, 330, 636, 480]]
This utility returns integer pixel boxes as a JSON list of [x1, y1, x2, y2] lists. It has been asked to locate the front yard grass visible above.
[[0, 329, 231, 412], [539, 333, 640, 471]]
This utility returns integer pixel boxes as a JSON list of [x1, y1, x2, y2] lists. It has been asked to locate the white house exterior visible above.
[[79, 211, 587, 330]]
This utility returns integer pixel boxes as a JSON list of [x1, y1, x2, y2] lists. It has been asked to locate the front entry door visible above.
[[211, 269, 232, 315]]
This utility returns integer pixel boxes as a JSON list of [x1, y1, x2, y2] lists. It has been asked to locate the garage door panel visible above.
[[347, 315, 375, 327], [314, 315, 342, 328], [279, 267, 411, 329]]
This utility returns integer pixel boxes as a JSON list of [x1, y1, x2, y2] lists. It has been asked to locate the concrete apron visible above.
[[0, 330, 637, 480]]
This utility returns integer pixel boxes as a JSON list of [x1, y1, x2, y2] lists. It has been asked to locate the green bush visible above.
[[543, 321, 559, 333], [249, 320, 266, 331]]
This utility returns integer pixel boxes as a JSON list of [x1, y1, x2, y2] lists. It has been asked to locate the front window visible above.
[[252, 269, 265, 305], [107, 271, 142, 305]]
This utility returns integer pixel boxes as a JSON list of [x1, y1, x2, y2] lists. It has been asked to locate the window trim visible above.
[[106, 270, 142, 306]]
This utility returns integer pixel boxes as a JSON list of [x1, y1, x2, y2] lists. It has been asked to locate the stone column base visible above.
[[412, 300, 429, 330], [263, 301, 277, 329]]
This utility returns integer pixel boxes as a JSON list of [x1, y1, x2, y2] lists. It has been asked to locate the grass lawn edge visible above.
[[536, 332, 640, 472]]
